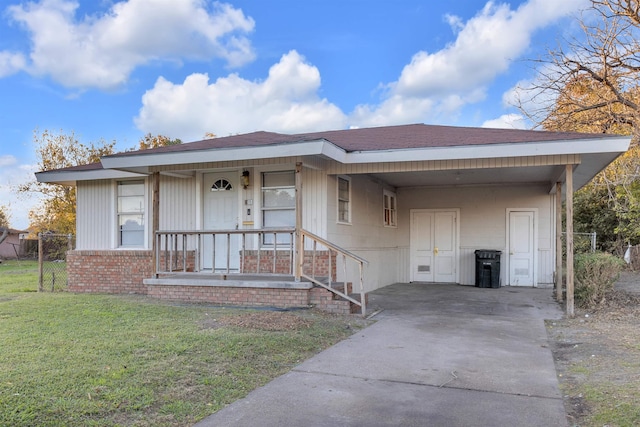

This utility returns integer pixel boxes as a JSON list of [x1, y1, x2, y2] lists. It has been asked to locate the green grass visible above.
[[0, 260, 364, 426], [582, 384, 640, 427]]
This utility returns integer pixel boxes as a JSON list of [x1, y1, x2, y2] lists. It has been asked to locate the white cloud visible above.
[[135, 50, 347, 140], [481, 114, 527, 129], [135, 0, 587, 139], [0, 51, 27, 77], [0, 155, 40, 230], [349, 0, 587, 128], [6, 0, 255, 89]]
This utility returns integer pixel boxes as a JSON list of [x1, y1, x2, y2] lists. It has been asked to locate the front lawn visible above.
[[0, 260, 365, 426]]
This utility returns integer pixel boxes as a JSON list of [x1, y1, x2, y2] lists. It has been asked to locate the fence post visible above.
[[38, 233, 43, 292]]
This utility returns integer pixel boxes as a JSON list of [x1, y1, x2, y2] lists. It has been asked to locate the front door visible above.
[[203, 172, 240, 271], [508, 210, 535, 286], [410, 209, 458, 283]]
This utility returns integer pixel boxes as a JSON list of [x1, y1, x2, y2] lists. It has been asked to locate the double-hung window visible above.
[[383, 190, 397, 227], [337, 176, 351, 224], [261, 171, 295, 244], [117, 180, 145, 247]]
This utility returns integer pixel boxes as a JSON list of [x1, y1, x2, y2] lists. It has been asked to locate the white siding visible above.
[[397, 184, 554, 287], [76, 180, 113, 250], [327, 174, 401, 291], [302, 167, 327, 237], [159, 175, 196, 230]]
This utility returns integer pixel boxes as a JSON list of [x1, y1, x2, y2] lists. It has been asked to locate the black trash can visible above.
[[474, 250, 501, 288]]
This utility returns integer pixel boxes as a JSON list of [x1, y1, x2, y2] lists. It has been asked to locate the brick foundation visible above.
[[241, 250, 337, 277], [67, 250, 153, 294], [66, 249, 360, 315]]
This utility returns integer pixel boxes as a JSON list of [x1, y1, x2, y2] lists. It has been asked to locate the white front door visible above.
[[410, 209, 458, 283], [203, 172, 240, 271], [508, 210, 535, 286]]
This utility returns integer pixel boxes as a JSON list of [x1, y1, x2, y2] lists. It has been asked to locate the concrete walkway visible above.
[[194, 283, 567, 427]]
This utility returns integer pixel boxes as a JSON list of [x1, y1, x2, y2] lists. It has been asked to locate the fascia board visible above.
[[36, 169, 147, 185], [343, 136, 631, 163], [100, 140, 336, 169]]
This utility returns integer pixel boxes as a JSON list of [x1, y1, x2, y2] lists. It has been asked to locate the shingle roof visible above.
[[107, 123, 614, 158]]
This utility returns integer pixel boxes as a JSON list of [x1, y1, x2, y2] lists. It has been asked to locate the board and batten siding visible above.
[[397, 184, 555, 287], [76, 180, 114, 250], [301, 167, 327, 238], [326, 174, 402, 291], [159, 175, 196, 230]]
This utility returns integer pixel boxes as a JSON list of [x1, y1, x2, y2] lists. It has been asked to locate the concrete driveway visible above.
[[194, 283, 567, 427]]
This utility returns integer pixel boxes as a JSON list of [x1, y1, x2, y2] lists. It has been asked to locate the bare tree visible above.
[[517, 0, 640, 139]]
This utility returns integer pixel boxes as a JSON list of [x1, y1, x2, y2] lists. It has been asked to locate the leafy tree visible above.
[[20, 130, 182, 235], [137, 133, 182, 150], [0, 205, 10, 228], [19, 129, 116, 235], [517, 0, 640, 254]]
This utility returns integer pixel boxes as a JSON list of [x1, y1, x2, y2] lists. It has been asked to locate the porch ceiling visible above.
[[370, 165, 564, 189]]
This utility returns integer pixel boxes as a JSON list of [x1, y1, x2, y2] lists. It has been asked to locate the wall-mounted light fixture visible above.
[[241, 170, 250, 189]]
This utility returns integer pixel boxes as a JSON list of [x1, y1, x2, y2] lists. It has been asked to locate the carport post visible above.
[[294, 162, 303, 281], [555, 181, 563, 302], [152, 172, 160, 278], [566, 165, 575, 317]]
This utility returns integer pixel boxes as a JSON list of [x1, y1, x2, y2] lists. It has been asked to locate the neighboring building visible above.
[[0, 228, 28, 260], [36, 123, 631, 314]]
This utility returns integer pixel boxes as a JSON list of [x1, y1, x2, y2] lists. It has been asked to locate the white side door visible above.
[[203, 173, 239, 271], [410, 210, 458, 283], [508, 210, 535, 286]]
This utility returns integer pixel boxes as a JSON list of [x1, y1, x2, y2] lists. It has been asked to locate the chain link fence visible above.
[[561, 231, 596, 255], [38, 233, 75, 292]]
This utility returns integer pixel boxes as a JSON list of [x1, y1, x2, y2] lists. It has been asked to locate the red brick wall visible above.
[[66, 249, 359, 315], [147, 285, 310, 307], [67, 250, 153, 294], [241, 250, 337, 277]]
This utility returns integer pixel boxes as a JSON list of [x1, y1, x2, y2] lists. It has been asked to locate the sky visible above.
[[0, 0, 590, 230]]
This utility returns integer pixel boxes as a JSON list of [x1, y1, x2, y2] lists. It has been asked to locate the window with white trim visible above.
[[117, 180, 145, 247], [261, 171, 295, 244], [337, 176, 351, 224], [383, 190, 397, 227]]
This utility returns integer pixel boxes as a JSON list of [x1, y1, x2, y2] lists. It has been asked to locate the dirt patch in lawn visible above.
[[200, 310, 317, 331], [546, 271, 640, 426]]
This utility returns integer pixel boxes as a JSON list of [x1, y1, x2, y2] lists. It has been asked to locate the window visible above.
[[337, 176, 351, 224], [383, 190, 397, 227], [117, 180, 145, 247], [262, 171, 295, 244], [211, 178, 233, 191]]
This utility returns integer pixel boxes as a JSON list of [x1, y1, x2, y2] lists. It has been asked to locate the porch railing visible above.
[[155, 228, 295, 276], [154, 228, 369, 315], [299, 229, 369, 316]]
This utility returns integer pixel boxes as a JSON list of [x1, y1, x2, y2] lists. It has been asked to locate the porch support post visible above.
[[294, 162, 303, 281], [555, 181, 563, 302], [565, 165, 575, 317], [152, 172, 160, 278]]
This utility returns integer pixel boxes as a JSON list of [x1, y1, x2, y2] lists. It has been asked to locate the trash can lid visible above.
[[475, 249, 502, 259]]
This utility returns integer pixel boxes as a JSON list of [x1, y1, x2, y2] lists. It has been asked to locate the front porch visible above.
[[67, 227, 368, 315]]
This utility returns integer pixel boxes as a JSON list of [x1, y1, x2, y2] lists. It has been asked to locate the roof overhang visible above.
[[36, 168, 147, 185], [36, 133, 631, 190]]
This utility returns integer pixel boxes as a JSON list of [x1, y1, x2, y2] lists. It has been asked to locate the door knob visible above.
[[434, 247, 439, 255]]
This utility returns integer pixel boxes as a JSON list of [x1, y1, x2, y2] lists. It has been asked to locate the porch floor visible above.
[[143, 273, 314, 290]]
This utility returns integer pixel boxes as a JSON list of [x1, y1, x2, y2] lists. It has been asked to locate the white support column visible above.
[[565, 165, 575, 317], [295, 162, 303, 281], [556, 181, 563, 302]]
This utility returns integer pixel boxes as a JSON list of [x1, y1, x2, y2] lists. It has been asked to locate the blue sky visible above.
[[0, 0, 588, 229]]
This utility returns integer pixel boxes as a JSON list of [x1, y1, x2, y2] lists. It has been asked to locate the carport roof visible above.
[[36, 123, 631, 187]]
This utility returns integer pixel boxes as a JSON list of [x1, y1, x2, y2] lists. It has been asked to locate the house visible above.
[[36, 123, 631, 315], [0, 228, 29, 260]]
